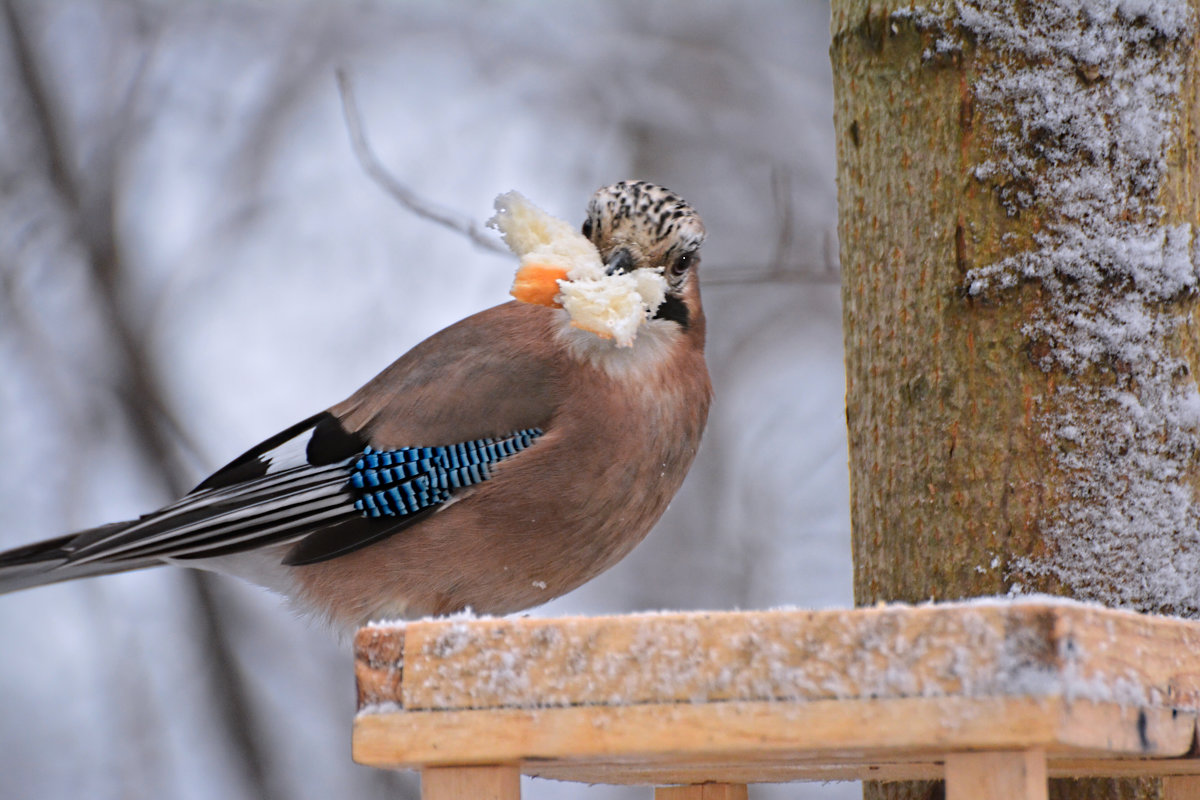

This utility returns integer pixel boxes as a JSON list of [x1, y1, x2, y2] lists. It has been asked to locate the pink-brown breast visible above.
[[292, 302, 711, 629]]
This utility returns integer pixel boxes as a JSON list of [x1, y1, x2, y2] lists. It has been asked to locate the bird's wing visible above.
[[61, 303, 565, 570], [281, 426, 545, 565], [62, 416, 545, 568], [329, 301, 563, 447]]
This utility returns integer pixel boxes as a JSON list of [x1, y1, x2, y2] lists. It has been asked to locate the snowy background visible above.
[[0, 2, 851, 798]]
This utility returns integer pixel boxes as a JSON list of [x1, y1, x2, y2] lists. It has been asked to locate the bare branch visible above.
[[335, 67, 840, 287], [2, 0, 77, 210], [335, 67, 507, 255], [769, 166, 798, 270], [696, 165, 841, 287], [3, 4, 274, 796]]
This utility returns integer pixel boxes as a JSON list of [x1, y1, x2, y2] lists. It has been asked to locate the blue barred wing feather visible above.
[[284, 428, 543, 565], [54, 415, 544, 570]]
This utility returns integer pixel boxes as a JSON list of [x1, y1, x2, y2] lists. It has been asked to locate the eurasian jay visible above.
[[0, 180, 711, 630]]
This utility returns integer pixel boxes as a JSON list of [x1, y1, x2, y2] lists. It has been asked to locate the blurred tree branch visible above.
[[335, 67, 838, 285], [2, 2, 275, 797], [336, 67, 508, 255]]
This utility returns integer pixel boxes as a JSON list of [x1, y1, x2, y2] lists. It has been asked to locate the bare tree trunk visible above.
[[831, 2, 1200, 800]]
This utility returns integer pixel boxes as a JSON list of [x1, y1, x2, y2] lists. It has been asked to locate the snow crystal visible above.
[[902, 1, 1200, 613]]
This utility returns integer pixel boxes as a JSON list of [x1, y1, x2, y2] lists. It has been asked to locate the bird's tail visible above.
[[0, 522, 155, 594]]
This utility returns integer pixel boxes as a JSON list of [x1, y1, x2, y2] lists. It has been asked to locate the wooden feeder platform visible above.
[[353, 600, 1200, 799]]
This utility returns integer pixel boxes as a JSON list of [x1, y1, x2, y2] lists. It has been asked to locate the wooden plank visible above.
[[1163, 775, 1200, 800], [360, 603, 1200, 713], [355, 626, 405, 709], [352, 603, 1200, 788], [945, 750, 1047, 800], [353, 696, 1196, 778], [555, 759, 946, 785], [655, 785, 748, 800], [420, 765, 520, 800], [1052, 760, 1200, 779], [525, 755, 1200, 786]]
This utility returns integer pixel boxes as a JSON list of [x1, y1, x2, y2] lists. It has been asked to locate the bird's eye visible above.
[[581, 218, 594, 239], [670, 252, 694, 277]]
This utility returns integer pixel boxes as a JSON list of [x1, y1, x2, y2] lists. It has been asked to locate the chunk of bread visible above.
[[488, 191, 666, 347]]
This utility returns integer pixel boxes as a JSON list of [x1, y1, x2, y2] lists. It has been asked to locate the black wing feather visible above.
[[281, 507, 438, 566], [42, 421, 541, 573]]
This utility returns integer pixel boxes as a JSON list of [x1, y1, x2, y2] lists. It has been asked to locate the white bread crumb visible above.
[[488, 191, 667, 347], [488, 191, 602, 276]]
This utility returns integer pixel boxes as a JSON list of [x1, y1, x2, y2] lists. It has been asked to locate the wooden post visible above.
[[421, 765, 521, 800], [945, 751, 1048, 800], [656, 785, 749, 800], [831, 1, 1200, 798]]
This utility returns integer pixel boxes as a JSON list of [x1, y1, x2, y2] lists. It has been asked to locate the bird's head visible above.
[[581, 180, 706, 330], [494, 180, 706, 348]]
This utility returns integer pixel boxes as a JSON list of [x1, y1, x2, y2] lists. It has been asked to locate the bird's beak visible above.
[[604, 248, 635, 276]]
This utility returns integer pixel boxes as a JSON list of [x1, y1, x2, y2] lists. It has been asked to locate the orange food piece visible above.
[[510, 263, 568, 307]]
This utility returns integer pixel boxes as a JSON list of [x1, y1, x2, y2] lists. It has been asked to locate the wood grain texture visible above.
[[831, 0, 1200, 612], [353, 605, 1200, 786], [831, 0, 1049, 609], [355, 626, 405, 709], [830, 3, 1200, 798], [420, 765, 519, 800], [354, 696, 1195, 777], [543, 759, 1200, 787], [1163, 775, 1200, 800], [356, 604, 1200, 713], [945, 751, 1048, 800]]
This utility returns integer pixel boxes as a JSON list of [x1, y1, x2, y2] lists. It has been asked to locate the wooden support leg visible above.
[[655, 784, 749, 800], [1164, 776, 1200, 800], [945, 750, 1047, 800], [421, 765, 521, 800]]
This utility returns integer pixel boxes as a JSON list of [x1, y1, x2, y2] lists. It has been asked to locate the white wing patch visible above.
[[257, 427, 316, 475]]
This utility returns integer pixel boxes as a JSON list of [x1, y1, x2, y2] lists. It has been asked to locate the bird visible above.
[[0, 180, 711, 631]]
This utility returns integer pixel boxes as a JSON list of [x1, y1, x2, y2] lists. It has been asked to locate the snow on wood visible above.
[[352, 602, 1200, 784], [898, 1, 1200, 613], [355, 601, 1200, 712]]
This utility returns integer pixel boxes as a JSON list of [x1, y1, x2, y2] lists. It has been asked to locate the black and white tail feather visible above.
[[0, 411, 541, 595]]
